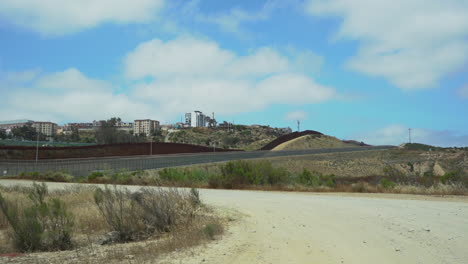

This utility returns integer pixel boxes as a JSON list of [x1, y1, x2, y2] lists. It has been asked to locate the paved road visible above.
[[0, 180, 466, 264], [0, 146, 394, 177]]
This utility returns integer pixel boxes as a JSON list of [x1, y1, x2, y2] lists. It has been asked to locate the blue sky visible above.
[[1, 0, 467, 146]]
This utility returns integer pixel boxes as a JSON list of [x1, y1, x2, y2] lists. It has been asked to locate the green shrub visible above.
[[380, 178, 396, 189], [216, 160, 288, 188], [17, 171, 73, 182], [0, 182, 74, 252], [88, 171, 105, 181], [159, 168, 211, 185], [320, 174, 336, 188], [297, 169, 320, 187], [203, 223, 223, 240], [440, 171, 461, 184]]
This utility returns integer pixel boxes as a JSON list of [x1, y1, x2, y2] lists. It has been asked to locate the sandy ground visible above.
[[1, 180, 468, 264]]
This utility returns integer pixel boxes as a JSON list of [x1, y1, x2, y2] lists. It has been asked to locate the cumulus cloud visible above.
[[285, 111, 307, 121], [0, 0, 165, 35], [193, 0, 284, 36], [458, 83, 468, 98], [305, 0, 468, 90], [355, 125, 468, 147], [0, 36, 334, 123], [0, 68, 153, 122], [124, 37, 289, 79], [125, 37, 336, 116]]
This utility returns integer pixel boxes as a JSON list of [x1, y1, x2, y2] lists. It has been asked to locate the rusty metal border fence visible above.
[[0, 146, 395, 177]]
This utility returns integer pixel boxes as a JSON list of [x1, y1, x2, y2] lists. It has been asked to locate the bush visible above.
[[297, 169, 320, 187], [203, 223, 223, 240], [320, 174, 336, 188], [440, 171, 461, 184], [295, 169, 336, 188], [215, 160, 289, 188], [380, 178, 396, 189], [18, 171, 73, 182], [88, 171, 105, 182], [0, 182, 74, 252], [94, 186, 201, 243], [159, 168, 210, 185], [93, 186, 143, 242]]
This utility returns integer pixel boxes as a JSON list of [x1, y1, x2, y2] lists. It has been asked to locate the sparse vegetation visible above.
[[0, 183, 225, 262], [168, 125, 290, 150], [0, 183, 74, 252]]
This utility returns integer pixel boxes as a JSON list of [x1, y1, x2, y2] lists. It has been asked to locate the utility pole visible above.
[[408, 128, 412, 144], [297, 120, 301, 132]]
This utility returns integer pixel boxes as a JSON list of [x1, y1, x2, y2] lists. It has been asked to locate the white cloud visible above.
[[0, 68, 153, 122], [355, 125, 468, 147], [458, 83, 468, 98], [192, 0, 286, 37], [124, 37, 289, 80], [305, 0, 468, 90], [1, 69, 41, 84], [0, 0, 165, 35], [125, 37, 336, 116], [285, 111, 307, 121], [0, 36, 334, 124]]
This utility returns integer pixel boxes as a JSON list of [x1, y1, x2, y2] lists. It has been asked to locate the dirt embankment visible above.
[[268, 149, 468, 178], [272, 134, 357, 151]]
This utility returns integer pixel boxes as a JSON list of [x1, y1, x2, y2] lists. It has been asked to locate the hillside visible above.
[[272, 134, 357, 151], [167, 125, 291, 151]]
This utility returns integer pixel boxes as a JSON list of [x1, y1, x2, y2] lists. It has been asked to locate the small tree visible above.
[[0, 129, 7, 139]]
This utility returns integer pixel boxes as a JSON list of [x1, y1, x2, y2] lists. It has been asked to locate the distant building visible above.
[[33, 122, 58, 137], [65, 123, 94, 131], [115, 121, 133, 132], [133, 119, 160, 136], [175, 122, 185, 129], [160, 124, 174, 131], [185, 111, 216, 127], [0, 119, 34, 130]]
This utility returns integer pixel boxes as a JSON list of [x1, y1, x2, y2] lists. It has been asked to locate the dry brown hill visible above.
[[272, 134, 357, 151]]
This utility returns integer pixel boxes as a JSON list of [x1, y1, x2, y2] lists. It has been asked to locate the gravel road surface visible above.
[[1, 180, 467, 264]]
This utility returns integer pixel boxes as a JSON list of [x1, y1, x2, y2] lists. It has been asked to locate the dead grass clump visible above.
[[394, 183, 467, 196], [93, 185, 202, 243]]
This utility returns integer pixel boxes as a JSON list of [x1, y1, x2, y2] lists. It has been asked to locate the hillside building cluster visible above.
[[0, 110, 220, 139]]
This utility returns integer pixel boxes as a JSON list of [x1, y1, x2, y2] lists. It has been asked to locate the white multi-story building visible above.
[[133, 119, 160, 136], [33, 122, 58, 137], [185, 111, 217, 128], [185, 111, 206, 127]]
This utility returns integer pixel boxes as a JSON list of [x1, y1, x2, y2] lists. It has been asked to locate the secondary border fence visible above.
[[0, 146, 395, 177]]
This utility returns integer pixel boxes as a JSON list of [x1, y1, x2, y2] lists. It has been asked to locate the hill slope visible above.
[[168, 125, 290, 151], [272, 134, 357, 151]]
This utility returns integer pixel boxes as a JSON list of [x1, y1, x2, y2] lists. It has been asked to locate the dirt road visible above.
[[1, 180, 467, 264]]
